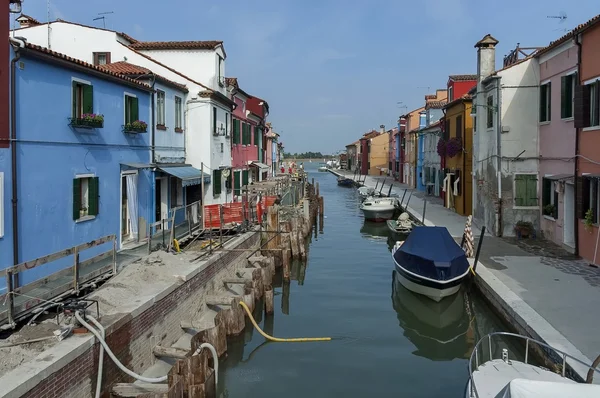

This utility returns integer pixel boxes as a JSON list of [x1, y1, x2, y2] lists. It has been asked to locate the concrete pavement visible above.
[[331, 169, 600, 382]]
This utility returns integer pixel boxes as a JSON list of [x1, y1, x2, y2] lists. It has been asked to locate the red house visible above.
[[246, 96, 270, 180]]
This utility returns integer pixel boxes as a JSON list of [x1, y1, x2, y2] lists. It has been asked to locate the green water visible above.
[[218, 165, 510, 397]]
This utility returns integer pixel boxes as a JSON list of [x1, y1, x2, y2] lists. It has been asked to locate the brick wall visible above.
[[22, 232, 260, 398]]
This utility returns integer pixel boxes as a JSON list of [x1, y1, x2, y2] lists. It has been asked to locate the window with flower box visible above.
[[73, 175, 99, 222], [71, 80, 103, 128], [123, 95, 147, 133]]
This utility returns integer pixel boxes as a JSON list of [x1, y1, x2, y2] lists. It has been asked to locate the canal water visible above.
[[218, 164, 511, 397]]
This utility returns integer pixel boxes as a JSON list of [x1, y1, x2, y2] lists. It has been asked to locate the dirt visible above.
[[0, 322, 60, 378]]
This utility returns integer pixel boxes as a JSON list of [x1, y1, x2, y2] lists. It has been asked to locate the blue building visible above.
[[100, 62, 209, 238], [0, 41, 154, 290]]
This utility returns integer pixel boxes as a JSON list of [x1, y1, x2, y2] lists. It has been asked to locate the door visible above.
[[155, 178, 162, 224], [122, 176, 129, 238], [564, 183, 575, 247]]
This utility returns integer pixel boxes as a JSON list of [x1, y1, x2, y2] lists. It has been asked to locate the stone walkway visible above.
[[331, 169, 600, 377]]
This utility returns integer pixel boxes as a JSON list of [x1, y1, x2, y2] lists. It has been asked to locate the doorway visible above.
[[564, 182, 575, 247], [155, 176, 168, 230], [120, 171, 139, 247]]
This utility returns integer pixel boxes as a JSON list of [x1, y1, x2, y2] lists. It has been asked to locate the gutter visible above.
[[574, 35, 582, 256], [10, 38, 24, 287]]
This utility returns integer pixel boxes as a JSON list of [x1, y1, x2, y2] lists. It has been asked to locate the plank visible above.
[[111, 383, 169, 397], [153, 346, 189, 360]]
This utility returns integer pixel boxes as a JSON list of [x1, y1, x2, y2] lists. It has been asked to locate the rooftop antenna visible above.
[[547, 11, 567, 22], [93, 11, 114, 29], [47, 0, 51, 49]]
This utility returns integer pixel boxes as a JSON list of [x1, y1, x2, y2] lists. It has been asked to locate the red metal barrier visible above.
[[203, 204, 221, 229], [264, 196, 277, 207], [222, 202, 244, 225]]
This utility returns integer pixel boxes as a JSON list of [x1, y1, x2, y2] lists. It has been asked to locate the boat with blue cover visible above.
[[337, 176, 354, 187], [391, 226, 470, 302]]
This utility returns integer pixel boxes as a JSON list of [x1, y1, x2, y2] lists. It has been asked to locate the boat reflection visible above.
[[360, 221, 389, 241], [391, 270, 476, 361]]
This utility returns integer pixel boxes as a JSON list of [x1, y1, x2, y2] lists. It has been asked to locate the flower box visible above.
[[123, 120, 148, 134], [69, 114, 104, 129]]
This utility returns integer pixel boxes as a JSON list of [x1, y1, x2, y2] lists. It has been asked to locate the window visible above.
[[579, 177, 600, 224], [175, 96, 183, 131], [542, 177, 559, 219], [157, 90, 166, 127], [455, 115, 463, 141], [125, 95, 139, 124], [213, 107, 217, 134], [234, 170, 241, 195], [92, 52, 111, 66], [218, 56, 224, 86], [574, 80, 600, 129], [213, 169, 222, 196], [254, 126, 259, 146], [225, 113, 229, 137], [220, 143, 224, 153], [233, 119, 240, 144], [561, 73, 576, 119], [242, 123, 251, 145], [72, 81, 93, 119], [514, 174, 538, 207], [170, 178, 182, 209], [0, 172, 3, 238], [539, 82, 551, 122], [242, 169, 249, 187], [448, 86, 454, 102], [73, 176, 99, 221], [486, 95, 494, 128]]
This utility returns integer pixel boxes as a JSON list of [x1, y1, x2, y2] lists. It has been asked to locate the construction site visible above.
[[0, 172, 325, 398]]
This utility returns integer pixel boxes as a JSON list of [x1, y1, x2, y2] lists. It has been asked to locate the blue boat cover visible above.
[[393, 226, 469, 281]]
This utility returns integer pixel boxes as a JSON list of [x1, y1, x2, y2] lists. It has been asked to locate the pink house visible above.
[[536, 37, 578, 250], [226, 77, 267, 197]]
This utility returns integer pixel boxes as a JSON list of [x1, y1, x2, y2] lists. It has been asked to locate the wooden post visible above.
[[319, 196, 324, 233], [316, 182, 320, 197], [283, 251, 290, 281], [264, 284, 274, 315]]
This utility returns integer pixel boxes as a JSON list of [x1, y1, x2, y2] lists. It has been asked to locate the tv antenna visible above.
[[547, 11, 567, 23], [93, 11, 114, 29]]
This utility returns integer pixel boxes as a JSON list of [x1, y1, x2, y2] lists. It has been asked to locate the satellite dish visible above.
[[222, 168, 230, 178]]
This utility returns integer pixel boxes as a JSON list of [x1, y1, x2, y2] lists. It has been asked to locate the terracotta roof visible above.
[[448, 74, 477, 82], [11, 40, 151, 90], [425, 100, 447, 109], [130, 41, 223, 51], [535, 14, 600, 58], [443, 94, 473, 109], [425, 94, 437, 100], [16, 14, 41, 25], [225, 77, 238, 89], [99, 61, 188, 92]]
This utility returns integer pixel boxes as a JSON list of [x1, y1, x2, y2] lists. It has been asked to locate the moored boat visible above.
[[386, 212, 414, 235], [391, 226, 470, 302], [317, 162, 328, 172], [358, 186, 379, 200], [360, 197, 398, 222], [466, 332, 600, 397], [337, 176, 354, 187]]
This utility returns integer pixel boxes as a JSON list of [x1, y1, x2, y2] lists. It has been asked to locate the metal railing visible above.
[[467, 332, 600, 397], [148, 201, 202, 252]]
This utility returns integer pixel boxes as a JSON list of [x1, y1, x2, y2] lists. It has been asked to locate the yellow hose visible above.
[[469, 265, 476, 276], [238, 301, 331, 342], [173, 239, 181, 253]]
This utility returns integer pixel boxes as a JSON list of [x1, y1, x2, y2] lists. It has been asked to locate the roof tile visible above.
[[448, 74, 477, 81], [100, 61, 188, 92], [130, 41, 223, 51]]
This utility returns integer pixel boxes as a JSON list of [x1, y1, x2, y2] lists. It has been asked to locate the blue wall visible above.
[[0, 48, 153, 289]]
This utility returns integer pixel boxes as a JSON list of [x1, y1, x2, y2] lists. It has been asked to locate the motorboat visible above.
[[317, 162, 328, 172], [337, 176, 354, 187], [386, 212, 414, 235], [360, 197, 398, 222], [466, 332, 600, 397], [391, 226, 471, 302], [358, 186, 379, 200]]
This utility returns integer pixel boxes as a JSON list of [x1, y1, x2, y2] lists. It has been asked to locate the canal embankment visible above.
[[0, 175, 323, 398], [329, 168, 599, 383]]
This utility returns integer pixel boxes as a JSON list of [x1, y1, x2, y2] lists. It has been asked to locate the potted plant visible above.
[[446, 137, 463, 158], [543, 204, 556, 218], [584, 208, 594, 232], [123, 120, 148, 133], [436, 138, 446, 157], [69, 113, 104, 128], [514, 220, 534, 238]]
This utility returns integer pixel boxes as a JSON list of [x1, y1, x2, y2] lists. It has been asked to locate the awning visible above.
[[159, 166, 210, 187], [121, 162, 153, 169], [546, 174, 574, 181], [249, 161, 270, 170]]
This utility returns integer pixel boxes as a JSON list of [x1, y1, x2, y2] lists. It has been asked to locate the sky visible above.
[[15, 0, 600, 154]]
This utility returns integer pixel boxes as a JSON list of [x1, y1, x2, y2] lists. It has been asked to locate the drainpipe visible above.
[[462, 102, 467, 216], [10, 39, 24, 287], [494, 76, 503, 237], [574, 35, 582, 256]]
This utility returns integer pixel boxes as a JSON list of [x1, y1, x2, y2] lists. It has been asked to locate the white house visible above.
[[11, 16, 234, 206], [472, 34, 540, 237]]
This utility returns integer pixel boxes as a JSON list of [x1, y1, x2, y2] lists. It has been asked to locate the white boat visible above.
[[392, 226, 471, 302], [466, 332, 600, 397], [360, 197, 398, 222], [358, 186, 379, 200], [317, 162, 328, 172]]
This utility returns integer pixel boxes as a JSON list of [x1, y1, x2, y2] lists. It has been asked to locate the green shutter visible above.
[[514, 175, 525, 206], [88, 177, 99, 216], [560, 76, 567, 119], [234, 170, 241, 195], [523, 175, 538, 207], [213, 169, 222, 195], [131, 96, 139, 121], [241, 123, 246, 145], [72, 81, 78, 118], [254, 127, 259, 145], [213, 107, 217, 133], [539, 85, 546, 122], [83, 84, 93, 115], [242, 170, 249, 186], [547, 82, 552, 122], [234, 120, 240, 144], [73, 178, 81, 220]]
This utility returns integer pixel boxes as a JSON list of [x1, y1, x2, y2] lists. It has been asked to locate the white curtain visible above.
[[126, 174, 138, 238]]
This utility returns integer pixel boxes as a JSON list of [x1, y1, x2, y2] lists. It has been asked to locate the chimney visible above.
[[16, 15, 40, 29], [475, 34, 499, 82], [380, 124, 385, 135]]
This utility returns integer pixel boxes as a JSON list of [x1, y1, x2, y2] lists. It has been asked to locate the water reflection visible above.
[[391, 270, 475, 361], [360, 221, 389, 240]]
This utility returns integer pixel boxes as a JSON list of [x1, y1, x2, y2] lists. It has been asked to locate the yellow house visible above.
[[402, 107, 424, 187], [442, 94, 473, 216], [368, 129, 389, 175]]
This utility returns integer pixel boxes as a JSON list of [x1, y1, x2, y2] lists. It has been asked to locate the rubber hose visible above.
[[87, 315, 105, 398], [239, 301, 331, 342], [193, 343, 219, 385]]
